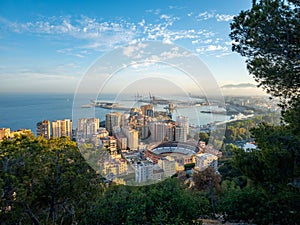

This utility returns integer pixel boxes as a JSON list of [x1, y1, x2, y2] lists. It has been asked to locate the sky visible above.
[[0, 0, 265, 95]]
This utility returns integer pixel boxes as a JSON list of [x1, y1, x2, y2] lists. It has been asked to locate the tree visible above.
[[222, 1, 300, 223], [193, 167, 221, 216], [218, 185, 267, 224], [84, 178, 209, 224], [230, 0, 300, 108], [198, 132, 209, 144], [0, 135, 102, 224]]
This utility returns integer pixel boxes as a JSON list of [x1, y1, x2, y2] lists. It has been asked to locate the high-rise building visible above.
[[120, 113, 129, 128], [175, 125, 187, 142], [52, 119, 72, 138], [141, 124, 150, 140], [165, 122, 175, 141], [114, 130, 127, 150], [36, 120, 51, 139], [176, 116, 189, 135], [105, 112, 120, 135], [122, 126, 138, 150], [77, 118, 99, 138], [151, 122, 166, 142]]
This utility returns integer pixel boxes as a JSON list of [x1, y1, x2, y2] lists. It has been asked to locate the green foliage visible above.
[[84, 178, 209, 225], [0, 135, 211, 224], [283, 98, 300, 134], [198, 132, 209, 144], [223, 117, 261, 143], [0, 135, 102, 224], [220, 1, 300, 224], [218, 186, 267, 224], [244, 124, 299, 187], [221, 114, 281, 144], [221, 143, 238, 157], [219, 184, 300, 224], [219, 123, 300, 224], [193, 168, 221, 193], [193, 167, 222, 216], [230, 0, 300, 107], [218, 158, 247, 188]]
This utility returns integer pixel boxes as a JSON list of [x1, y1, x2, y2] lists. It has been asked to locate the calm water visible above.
[[0, 93, 230, 135]]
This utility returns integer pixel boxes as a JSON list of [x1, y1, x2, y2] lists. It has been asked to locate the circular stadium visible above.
[[145, 141, 199, 166]]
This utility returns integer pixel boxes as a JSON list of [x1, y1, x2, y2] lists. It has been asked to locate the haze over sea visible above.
[[0, 93, 230, 135]]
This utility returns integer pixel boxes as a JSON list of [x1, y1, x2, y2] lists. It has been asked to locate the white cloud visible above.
[[216, 14, 234, 22], [138, 19, 145, 27], [203, 39, 213, 44], [192, 38, 213, 45], [207, 45, 227, 51], [196, 45, 229, 54], [196, 12, 215, 21], [160, 14, 171, 20], [0, 13, 226, 59], [195, 11, 234, 22], [122, 42, 147, 58]]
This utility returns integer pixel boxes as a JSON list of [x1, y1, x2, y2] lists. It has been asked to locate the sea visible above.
[[0, 93, 230, 135]]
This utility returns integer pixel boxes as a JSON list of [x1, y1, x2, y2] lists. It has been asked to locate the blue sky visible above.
[[0, 0, 263, 95]]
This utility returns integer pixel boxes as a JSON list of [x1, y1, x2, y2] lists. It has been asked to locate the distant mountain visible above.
[[221, 83, 257, 89]]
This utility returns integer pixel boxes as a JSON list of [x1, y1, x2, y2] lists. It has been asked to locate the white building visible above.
[[52, 119, 72, 138], [135, 161, 154, 183], [175, 125, 187, 142], [158, 156, 176, 178], [176, 116, 189, 135], [77, 118, 99, 138], [150, 122, 166, 142], [122, 126, 138, 150], [195, 153, 218, 171], [120, 113, 130, 128]]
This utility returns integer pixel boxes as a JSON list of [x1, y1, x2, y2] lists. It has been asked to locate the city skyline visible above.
[[0, 0, 266, 96]]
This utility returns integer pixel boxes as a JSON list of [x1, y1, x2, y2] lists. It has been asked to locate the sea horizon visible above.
[[0, 92, 231, 134]]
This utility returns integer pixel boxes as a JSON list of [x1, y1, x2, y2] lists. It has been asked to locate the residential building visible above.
[[102, 157, 128, 177], [97, 127, 109, 139], [36, 120, 51, 139], [120, 113, 129, 128], [175, 125, 187, 142], [195, 153, 218, 171], [105, 112, 120, 135], [77, 118, 99, 138], [176, 116, 189, 135], [52, 119, 72, 138], [101, 136, 117, 155], [158, 156, 176, 178], [165, 122, 175, 141], [135, 161, 154, 183], [121, 126, 138, 150], [151, 122, 166, 142]]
